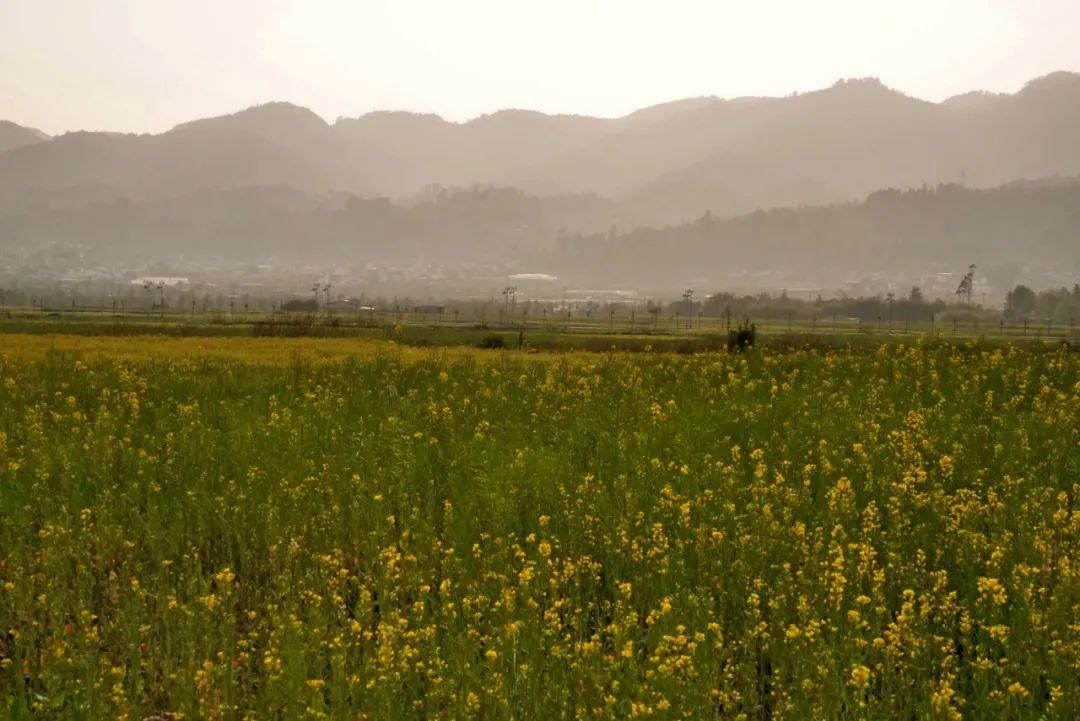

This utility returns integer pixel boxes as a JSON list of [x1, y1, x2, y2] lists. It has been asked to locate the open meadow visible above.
[[1, 334, 1079, 719]]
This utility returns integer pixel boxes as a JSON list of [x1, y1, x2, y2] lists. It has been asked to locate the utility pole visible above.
[[142, 281, 165, 318], [682, 289, 694, 330], [502, 286, 517, 325]]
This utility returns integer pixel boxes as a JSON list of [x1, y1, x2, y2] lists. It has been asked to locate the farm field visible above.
[[1, 334, 1079, 719], [0, 307, 1076, 350]]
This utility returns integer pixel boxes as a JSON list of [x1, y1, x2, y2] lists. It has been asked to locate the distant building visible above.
[[327, 299, 362, 311], [508, 273, 558, 282], [131, 276, 189, 287]]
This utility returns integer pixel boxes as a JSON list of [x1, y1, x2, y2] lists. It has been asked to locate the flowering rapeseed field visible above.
[[1, 337, 1078, 719]]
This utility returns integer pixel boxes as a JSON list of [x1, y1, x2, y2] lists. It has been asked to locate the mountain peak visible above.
[[0, 120, 50, 153], [1019, 71, 1080, 95], [171, 101, 328, 137], [825, 77, 900, 96]]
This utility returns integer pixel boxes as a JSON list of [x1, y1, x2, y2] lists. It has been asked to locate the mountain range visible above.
[[3, 72, 1080, 225], [2, 72, 1080, 294]]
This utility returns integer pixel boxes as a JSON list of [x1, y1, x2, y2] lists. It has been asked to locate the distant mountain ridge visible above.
[[2, 72, 1080, 225], [2, 179, 1077, 292], [0, 120, 49, 153]]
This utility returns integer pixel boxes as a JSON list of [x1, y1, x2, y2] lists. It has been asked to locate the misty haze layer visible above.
[[1, 73, 1079, 290]]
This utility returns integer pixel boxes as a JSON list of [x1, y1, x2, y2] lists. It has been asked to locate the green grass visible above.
[[1, 336, 1078, 719], [0, 310, 1072, 355]]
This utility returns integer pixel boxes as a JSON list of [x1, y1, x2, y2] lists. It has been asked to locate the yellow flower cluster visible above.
[[0, 337, 1076, 718]]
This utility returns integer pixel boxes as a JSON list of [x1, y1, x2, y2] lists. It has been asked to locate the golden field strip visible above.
[[0, 334, 1078, 719], [0, 334, 501, 364]]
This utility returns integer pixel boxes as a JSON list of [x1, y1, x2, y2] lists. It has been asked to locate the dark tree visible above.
[[1005, 285, 1037, 318], [282, 298, 320, 312], [955, 264, 976, 304]]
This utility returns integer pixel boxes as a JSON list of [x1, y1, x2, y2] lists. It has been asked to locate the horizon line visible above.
[[7, 69, 1078, 139]]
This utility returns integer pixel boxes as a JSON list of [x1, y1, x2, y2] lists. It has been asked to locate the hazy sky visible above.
[[2, 0, 1078, 135]]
